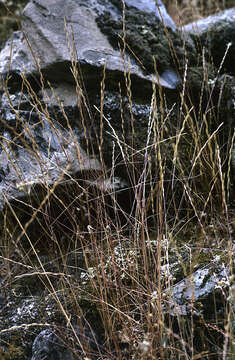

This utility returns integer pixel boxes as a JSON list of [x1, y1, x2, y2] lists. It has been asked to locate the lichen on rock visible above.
[[96, 3, 194, 75]]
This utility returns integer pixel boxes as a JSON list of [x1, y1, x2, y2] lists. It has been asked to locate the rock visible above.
[[0, 0, 184, 216], [0, 0, 233, 219], [31, 326, 103, 360], [0, 251, 104, 360], [183, 7, 235, 75], [122, 0, 177, 29], [0, 0, 181, 91], [95, 0, 194, 77], [0, 3, 234, 358], [183, 9, 235, 186], [31, 329, 73, 360], [167, 261, 230, 316], [149, 248, 233, 355], [0, 88, 102, 211]]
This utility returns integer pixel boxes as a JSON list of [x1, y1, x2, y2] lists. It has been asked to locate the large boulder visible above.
[[0, 250, 106, 359], [0, 1, 234, 222], [183, 8, 235, 185], [0, 88, 103, 211], [183, 7, 235, 75], [0, 0, 183, 91], [0, 0, 187, 217], [0, 3, 234, 360]]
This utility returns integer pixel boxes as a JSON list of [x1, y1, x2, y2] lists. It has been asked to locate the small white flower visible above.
[[87, 225, 94, 233], [139, 339, 151, 354]]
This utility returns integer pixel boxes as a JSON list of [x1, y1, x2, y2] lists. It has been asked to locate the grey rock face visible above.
[[0, 0, 182, 213], [31, 329, 72, 360], [184, 7, 235, 75], [0, 3, 234, 358], [31, 326, 103, 360], [183, 7, 235, 34], [183, 8, 235, 179], [0, 88, 102, 211], [168, 262, 230, 316], [125, 0, 176, 29], [0, 0, 180, 90]]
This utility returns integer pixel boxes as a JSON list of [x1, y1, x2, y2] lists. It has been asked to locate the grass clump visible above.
[[0, 2, 234, 360]]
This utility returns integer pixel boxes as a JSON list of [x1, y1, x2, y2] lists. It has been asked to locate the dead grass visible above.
[[165, 0, 234, 25], [0, 2, 234, 360]]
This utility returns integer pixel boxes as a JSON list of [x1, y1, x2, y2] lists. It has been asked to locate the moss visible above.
[[1, 343, 25, 360], [96, 3, 194, 75], [199, 20, 235, 75]]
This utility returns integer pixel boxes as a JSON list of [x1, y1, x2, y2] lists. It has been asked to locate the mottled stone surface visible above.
[[0, 0, 181, 90], [0, 89, 102, 210], [184, 7, 235, 75]]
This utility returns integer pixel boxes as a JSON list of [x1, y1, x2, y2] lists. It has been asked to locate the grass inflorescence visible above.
[[0, 1, 234, 359]]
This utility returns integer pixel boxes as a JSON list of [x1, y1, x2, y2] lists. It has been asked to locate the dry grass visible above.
[[0, 2, 234, 360], [165, 0, 234, 25]]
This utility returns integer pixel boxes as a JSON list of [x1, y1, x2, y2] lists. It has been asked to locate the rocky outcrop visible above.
[[0, 0, 182, 90], [0, 88, 103, 211], [0, 2, 182, 357], [184, 7, 235, 75], [0, 1, 234, 359], [167, 261, 230, 316], [31, 329, 73, 360], [0, 0, 186, 216], [31, 326, 103, 360], [183, 7, 235, 183]]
